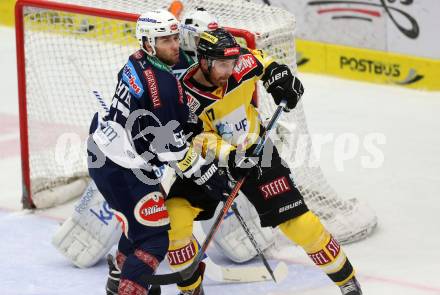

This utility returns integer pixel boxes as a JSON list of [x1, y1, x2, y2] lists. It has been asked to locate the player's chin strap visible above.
[[139, 99, 288, 285]]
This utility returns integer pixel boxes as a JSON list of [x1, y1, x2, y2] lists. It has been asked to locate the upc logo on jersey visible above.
[[134, 192, 169, 227], [214, 107, 249, 145], [232, 54, 258, 82], [216, 121, 234, 141], [259, 176, 291, 200], [216, 118, 248, 136], [235, 118, 247, 132]]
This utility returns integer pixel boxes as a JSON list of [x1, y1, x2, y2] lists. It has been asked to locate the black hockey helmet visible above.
[[197, 28, 241, 60]]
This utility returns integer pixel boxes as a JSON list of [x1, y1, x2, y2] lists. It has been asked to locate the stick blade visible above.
[[219, 261, 288, 283], [273, 261, 288, 283]]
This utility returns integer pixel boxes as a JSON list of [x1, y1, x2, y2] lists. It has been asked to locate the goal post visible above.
[[15, 0, 377, 244], [15, 0, 140, 208]]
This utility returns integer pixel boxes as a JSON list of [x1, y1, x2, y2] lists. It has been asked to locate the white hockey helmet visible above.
[[180, 8, 219, 53], [136, 10, 180, 56]]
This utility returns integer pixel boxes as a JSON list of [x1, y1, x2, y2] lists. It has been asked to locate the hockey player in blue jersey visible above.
[[100, 9, 221, 295], [87, 10, 231, 295]]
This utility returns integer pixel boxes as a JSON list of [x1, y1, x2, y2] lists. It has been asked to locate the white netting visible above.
[[18, 0, 376, 242]]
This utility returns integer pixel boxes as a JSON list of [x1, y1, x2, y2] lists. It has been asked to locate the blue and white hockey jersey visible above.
[[104, 49, 201, 172]]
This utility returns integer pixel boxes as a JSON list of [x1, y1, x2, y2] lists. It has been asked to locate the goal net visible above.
[[15, 0, 377, 244]]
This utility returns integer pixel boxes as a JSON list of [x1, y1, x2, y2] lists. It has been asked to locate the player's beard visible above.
[[199, 63, 229, 87], [216, 77, 228, 87], [210, 72, 229, 87], [156, 49, 179, 66]]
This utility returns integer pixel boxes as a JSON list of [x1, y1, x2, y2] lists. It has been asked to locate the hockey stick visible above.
[[192, 222, 288, 283], [92, 90, 110, 114], [139, 100, 288, 285], [203, 252, 288, 283], [230, 203, 281, 282]]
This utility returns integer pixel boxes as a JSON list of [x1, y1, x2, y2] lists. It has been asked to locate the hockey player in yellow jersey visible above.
[[165, 28, 363, 295]]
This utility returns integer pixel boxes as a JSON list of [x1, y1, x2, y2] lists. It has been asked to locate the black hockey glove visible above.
[[193, 161, 232, 201], [262, 62, 304, 112], [227, 148, 263, 181]]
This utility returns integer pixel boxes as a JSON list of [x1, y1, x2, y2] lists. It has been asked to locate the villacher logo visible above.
[[308, 0, 419, 39]]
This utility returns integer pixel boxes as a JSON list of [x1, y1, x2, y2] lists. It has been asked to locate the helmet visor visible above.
[[211, 58, 238, 72]]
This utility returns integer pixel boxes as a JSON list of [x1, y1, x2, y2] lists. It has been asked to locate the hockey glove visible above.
[[193, 161, 233, 201], [262, 62, 304, 112], [227, 148, 263, 181]]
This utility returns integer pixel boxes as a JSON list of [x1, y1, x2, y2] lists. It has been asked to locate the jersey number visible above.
[[206, 109, 215, 121]]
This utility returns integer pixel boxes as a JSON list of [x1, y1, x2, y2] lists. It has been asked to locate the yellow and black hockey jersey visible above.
[[180, 48, 274, 161]]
